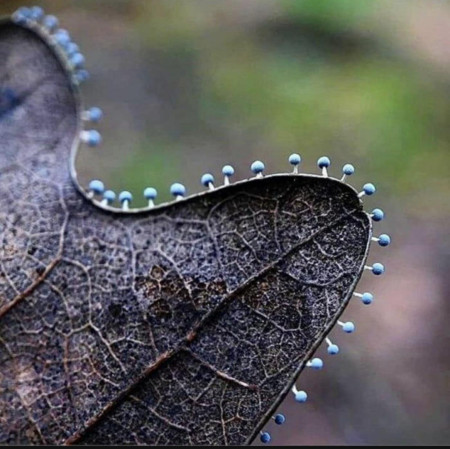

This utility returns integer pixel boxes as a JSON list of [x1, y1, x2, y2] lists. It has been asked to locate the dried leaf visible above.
[[0, 18, 371, 445]]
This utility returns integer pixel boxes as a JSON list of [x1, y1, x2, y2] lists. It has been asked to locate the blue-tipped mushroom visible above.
[[260, 432, 271, 444], [88, 179, 104, 198], [326, 337, 339, 355], [101, 190, 116, 207], [317, 156, 331, 177], [292, 385, 308, 403], [289, 153, 301, 173], [201, 173, 215, 190], [83, 107, 103, 123], [274, 414, 286, 425], [359, 182, 376, 198], [354, 291, 374, 305], [251, 160, 265, 177], [80, 130, 101, 147], [70, 52, 85, 69], [119, 191, 133, 211], [43, 15, 59, 31], [338, 321, 355, 333], [222, 165, 234, 185], [170, 183, 186, 200], [143, 187, 158, 208], [371, 208, 384, 222], [306, 357, 323, 370], [341, 163, 355, 182]]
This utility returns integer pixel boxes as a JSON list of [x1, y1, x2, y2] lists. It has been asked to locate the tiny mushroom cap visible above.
[[75, 69, 90, 83], [88, 179, 104, 195], [13, 8, 31, 24], [30, 6, 44, 20], [71, 53, 85, 69], [317, 156, 331, 168], [66, 42, 80, 57], [55, 28, 70, 38], [170, 183, 186, 197], [378, 234, 391, 247], [361, 292, 374, 305], [260, 432, 271, 444], [222, 165, 235, 177], [84, 130, 101, 146], [103, 190, 116, 203], [251, 160, 265, 174], [289, 153, 301, 165], [363, 183, 376, 195], [309, 357, 323, 370], [372, 262, 385, 275], [371, 208, 385, 221], [327, 344, 340, 355], [88, 107, 103, 122], [343, 164, 355, 175], [43, 15, 59, 30], [119, 191, 133, 204], [343, 321, 355, 333], [16, 7, 32, 18], [274, 414, 286, 425], [294, 390, 308, 403], [143, 187, 158, 200], [201, 173, 215, 187], [54, 29, 71, 47]]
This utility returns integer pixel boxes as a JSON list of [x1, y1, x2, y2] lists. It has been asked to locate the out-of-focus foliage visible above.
[[85, 0, 450, 213]]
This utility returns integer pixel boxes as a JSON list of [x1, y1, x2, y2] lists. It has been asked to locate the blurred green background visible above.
[[2, 0, 449, 445]]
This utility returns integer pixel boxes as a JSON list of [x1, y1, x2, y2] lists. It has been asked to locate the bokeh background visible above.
[[2, 0, 449, 445]]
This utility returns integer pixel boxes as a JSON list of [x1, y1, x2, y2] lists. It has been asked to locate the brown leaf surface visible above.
[[0, 20, 371, 445]]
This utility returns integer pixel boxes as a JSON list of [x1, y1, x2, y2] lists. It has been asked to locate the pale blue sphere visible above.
[[170, 183, 186, 197], [317, 156, 331, 168]]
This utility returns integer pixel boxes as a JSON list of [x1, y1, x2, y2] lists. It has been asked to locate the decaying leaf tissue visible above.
[[0, 6, 390, 446]]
